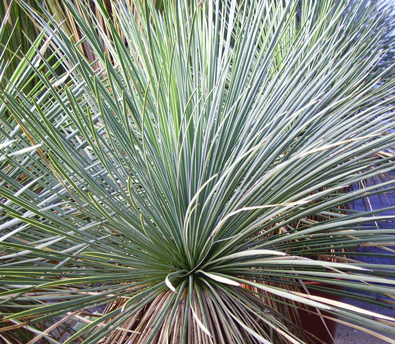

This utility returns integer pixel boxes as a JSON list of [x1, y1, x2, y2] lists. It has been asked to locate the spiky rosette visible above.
[[1, 0, 395, 343]]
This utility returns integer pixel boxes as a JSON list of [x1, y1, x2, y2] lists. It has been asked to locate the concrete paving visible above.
[[334, 298, 395, 344]]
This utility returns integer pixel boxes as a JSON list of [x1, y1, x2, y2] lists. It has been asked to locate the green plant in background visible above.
[[0, 0, 395, 343], [0, 0, 39, 89], [0, 0, 163, 89]]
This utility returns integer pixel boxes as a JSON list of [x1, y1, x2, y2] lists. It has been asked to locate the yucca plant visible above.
[[1, 0, 395, 343]]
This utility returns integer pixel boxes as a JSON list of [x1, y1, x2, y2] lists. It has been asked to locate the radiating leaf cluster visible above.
[[0, 0, 395, 343]]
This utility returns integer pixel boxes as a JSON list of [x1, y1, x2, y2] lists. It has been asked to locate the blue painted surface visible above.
[[350, 172, 395, 265]]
